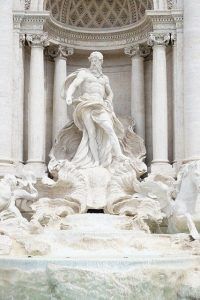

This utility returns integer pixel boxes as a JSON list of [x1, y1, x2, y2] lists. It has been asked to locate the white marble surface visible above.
[[184, 0, 200, 161], [0, 0, 13, 174]]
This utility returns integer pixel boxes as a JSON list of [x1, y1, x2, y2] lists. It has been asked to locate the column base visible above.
[[25, 161, 47, 178], [151, 161, 175, 177]]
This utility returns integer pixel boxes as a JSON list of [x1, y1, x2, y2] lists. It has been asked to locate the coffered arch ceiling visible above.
[[44, 0, 154, 29]]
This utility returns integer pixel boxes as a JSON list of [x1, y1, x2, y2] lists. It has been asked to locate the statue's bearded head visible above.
[[88, 51, 103, 73]]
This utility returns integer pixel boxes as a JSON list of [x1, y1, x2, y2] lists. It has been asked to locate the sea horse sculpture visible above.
[[0, 171, 38, 222]]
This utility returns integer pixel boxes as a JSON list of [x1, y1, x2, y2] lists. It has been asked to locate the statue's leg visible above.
[[100, 119, 125, 158], [83, 112, 99, 165]]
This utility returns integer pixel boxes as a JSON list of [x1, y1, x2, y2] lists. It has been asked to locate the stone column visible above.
[[12, 18, 25, 165], [49, 46, 74, 141], [26, 33, 49, 176], [0, 0, 14, 174], [124, 45, 146, 140], [171, 15, 184, 170], [183, 0, 200, 162], [148, 33, 172, 175]]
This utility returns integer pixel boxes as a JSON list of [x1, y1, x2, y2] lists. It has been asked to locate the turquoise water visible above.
[[0, 256, 199, 300]]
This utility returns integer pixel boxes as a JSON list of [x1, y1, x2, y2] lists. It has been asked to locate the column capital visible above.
[[47, 45, 74, 61], [26, 33, 49, 48], [124, 45, 140, 57], [148, 32, 171, 47], [124, 44, 151, 58], [19, 34, 26, 48], [170, 33, 176, 46]]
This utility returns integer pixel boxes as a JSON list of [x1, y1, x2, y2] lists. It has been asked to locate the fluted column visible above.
[[26, 33, 49, 176], [148, 33, 172, 174], [124, 45, 146, 140], [0, 0, 14, 174], [49, 46, 74, 141], [183, 0, 200, 162]]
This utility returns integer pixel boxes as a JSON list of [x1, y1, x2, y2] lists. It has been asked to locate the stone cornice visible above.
[[146, 10, 177, 31], [13, 12, 24, 30], [171, 10, 184, 29], [13, 12, 50, 31], [13, 10, 182, 50]]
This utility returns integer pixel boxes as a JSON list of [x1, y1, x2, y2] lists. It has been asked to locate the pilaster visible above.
[[12, 15, 25, 165], [0, 0, 14, 175], [183, 0, 200, 163]]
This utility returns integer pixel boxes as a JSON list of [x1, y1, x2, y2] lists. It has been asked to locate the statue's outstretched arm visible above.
[[66, 71, 85, 105]]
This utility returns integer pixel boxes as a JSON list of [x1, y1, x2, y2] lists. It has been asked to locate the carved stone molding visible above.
[[13, 15, 23, 30], [148, 32, 171, 47], [45, 14, 153, 50], [146, 10, 176, 34], [171, 11, 184, 29], [14, 12, 50, 32], [13, 10, 180, 51], [26, 33, 49, 48], [47, 45, 74, 60]]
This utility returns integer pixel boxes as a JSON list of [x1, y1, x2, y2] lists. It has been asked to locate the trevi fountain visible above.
[[0, 0, 200, 299]]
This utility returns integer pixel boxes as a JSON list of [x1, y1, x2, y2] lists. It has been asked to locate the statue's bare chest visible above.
[[84, 73, 106, 86]]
